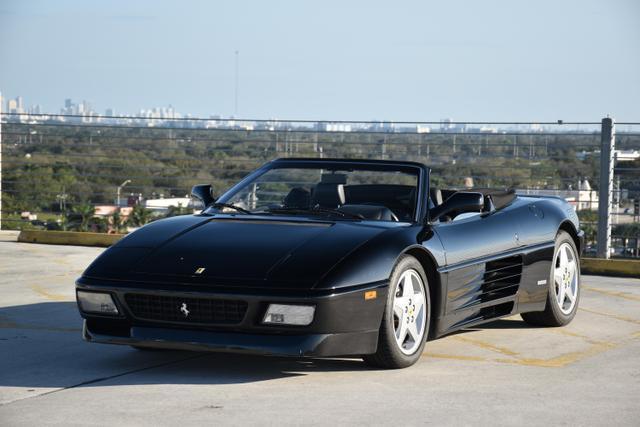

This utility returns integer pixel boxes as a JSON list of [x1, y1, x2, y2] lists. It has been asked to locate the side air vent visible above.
[[478, 301, 514, 320], [448, 255, 523, 313], [481, 255, 523, 302]]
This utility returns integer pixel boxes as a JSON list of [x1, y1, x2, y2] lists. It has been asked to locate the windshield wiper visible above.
[[266, 206, 363, 220], [211, 202, 253, 215]]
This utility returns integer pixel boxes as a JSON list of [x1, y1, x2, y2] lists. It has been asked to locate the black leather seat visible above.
[[339, 204, 397, 221], [283, 187, 310, 209], [311, 183, 345, 208]]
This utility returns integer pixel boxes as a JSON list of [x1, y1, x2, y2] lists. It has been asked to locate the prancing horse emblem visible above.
[[180, 303, 190, 317], [194, 267, 206, 275]]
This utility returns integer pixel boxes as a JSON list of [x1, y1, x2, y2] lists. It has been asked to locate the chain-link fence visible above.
[[1, 114, 638, 258]]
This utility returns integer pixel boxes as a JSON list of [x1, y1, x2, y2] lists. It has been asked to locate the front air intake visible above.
[[124, 293, 248, 325]]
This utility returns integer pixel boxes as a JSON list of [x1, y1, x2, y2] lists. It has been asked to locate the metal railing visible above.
[[0, 113, 638, 258]]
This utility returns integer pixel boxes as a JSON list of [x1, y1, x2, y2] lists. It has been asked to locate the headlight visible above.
[[262, 304, 315, 326], [77, 291, 119, 315]]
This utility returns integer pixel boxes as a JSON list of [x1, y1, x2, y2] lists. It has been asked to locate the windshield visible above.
[[210, 164, 420, 222]]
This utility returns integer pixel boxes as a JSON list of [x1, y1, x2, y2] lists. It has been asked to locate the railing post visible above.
[[596, 117, 615, 258], [0, 90, 3, 231]]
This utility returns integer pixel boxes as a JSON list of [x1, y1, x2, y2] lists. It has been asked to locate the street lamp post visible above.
[[116, 180, 131, 207]]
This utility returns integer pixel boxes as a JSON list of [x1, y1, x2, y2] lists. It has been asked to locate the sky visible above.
[[0, 0, 639, 122]]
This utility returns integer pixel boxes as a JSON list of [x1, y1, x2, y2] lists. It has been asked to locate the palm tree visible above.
[[165, 205, 191, 218], [111, 210, 126, 233], [127, 204, 153, 228], [71, 203, 95, 232]]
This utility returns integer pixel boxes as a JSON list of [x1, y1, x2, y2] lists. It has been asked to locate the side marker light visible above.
[[364, 290, 377, 300]]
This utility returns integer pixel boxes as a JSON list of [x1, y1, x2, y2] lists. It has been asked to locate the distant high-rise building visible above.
[[7, 98, 17, 113], [105, 108, 115, 116], [440, 118, 454, 130], [16, 96, 23, 110]]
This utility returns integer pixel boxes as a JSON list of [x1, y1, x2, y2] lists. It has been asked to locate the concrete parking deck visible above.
[[0, 242, 638, 426]]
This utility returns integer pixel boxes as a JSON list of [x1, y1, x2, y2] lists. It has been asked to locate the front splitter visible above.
[[83, 321, 379, 357]]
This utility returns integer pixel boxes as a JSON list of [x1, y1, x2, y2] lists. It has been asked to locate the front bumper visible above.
[[83, 322, 379, 357], [77, 278, 388, 357]]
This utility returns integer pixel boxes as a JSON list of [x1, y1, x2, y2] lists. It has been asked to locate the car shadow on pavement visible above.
[[0, 301, 537, 390], [471, 318, 532, 330], [435, 316, 536, 339], [0, 301, 374, 391]]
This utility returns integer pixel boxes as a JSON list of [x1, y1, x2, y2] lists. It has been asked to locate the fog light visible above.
[[77, 291, 119, 315], [262, 304, 315, 326]]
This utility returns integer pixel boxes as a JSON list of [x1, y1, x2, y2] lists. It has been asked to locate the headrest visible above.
[[320, 173, 347, 184], [472, 188, 516, 210], [283, 187, 310, 209], [430, 188, 443, 206], [311, 183, 345, 208]]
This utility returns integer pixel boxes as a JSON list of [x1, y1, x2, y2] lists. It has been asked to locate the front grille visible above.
[[124, 293, 248, 325]]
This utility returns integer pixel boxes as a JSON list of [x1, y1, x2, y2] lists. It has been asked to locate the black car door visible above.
[[431, 208, 523, 333]]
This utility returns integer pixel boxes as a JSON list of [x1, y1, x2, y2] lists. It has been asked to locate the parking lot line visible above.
[[422, 308, 640, 369], [579, 307, 640, 325], [423, 352, 489, 362], [425, 339, 620, 368], [583, 286, 640, 302], [452, 335, 520, 357], [498, 340, 618, 368], [549, 327, 610, 345]]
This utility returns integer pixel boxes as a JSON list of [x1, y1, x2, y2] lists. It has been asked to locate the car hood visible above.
[[83, 214, 393, 289]]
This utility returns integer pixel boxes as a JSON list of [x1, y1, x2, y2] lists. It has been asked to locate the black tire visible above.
[[363, 255, 431, 369], [521, 230, 580, 327]]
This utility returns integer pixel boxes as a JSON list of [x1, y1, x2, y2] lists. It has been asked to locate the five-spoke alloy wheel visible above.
[[392, 270, 427, 355], [522, 230, 581, 327], [364, 255, 430, 369], [554, 242, 579, 315]]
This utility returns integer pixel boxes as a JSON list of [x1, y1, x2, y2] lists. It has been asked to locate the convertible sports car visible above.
[[76, 158, 583, 368]]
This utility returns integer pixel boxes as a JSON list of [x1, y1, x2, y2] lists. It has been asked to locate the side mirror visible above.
[[191, 184, 216, 208], [430, 192, 484, 222]]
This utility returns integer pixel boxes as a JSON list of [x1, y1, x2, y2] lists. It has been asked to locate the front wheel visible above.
[[363, 255, 431, 369], [521, 230, 580, 327]]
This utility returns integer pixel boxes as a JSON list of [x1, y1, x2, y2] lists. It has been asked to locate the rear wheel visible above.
[[521, 231, 580, 327], [363, 255, 430, 369]]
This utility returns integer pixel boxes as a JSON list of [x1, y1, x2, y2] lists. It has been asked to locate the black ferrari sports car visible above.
[[76, 158, 583, 368]]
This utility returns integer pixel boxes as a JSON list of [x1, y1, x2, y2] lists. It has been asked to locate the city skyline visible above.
[[0, 92, 610, 136], [1, 92, 182, 120], [0, 93, 631, 130]]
